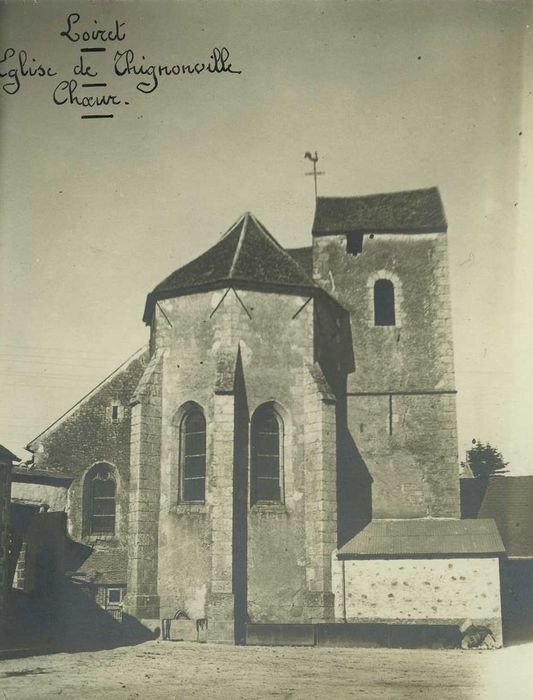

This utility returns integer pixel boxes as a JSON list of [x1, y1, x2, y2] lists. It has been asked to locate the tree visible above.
[[461, 439, 509, 479]]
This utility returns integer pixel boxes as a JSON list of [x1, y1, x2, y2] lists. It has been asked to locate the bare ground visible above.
[[0, 640, 531, 700]]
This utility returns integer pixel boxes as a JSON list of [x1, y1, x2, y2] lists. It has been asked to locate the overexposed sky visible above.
[[0, 0, 532, 473]]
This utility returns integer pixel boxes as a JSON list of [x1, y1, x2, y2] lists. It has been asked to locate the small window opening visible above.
[[346, 232, 364, 256], [374, 279, 396, 326], [111, 405, 119, 422], [107, 587, 124, 605]]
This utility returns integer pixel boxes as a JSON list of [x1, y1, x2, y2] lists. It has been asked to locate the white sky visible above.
[[1, 0, 532, 473]]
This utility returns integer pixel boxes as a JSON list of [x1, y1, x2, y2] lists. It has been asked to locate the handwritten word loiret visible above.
[[60, 13, 126, 43]]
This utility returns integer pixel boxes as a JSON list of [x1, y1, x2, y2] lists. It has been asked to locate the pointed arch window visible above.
[[180, 409, 206, 503], [89, 464, 116, 535], [374, 279, 396, 326], [251, 404, 283, 505]]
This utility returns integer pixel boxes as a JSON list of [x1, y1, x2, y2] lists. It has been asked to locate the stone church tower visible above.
[[312, 189, 460, 534]]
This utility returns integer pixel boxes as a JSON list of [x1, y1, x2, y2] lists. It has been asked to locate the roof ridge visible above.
[[229, 212, 248, 277], [317, 186, 439, 202], [249, 213, 285, 251], [26, 345, 148, 451], [220, 213, 246, 240]]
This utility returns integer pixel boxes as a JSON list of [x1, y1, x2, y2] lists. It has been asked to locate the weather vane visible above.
[[304, 151, 325, 199]]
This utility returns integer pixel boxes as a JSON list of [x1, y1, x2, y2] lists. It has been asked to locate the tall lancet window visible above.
[[180, 409, 207, 502], [251, 404, 283, 504], [374, 279, 396, 326], [89, 464, 116, 535]]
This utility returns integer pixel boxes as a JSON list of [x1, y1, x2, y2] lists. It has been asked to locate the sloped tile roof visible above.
[[143, 213, 316, 323], [71, 546, 128, 585], [26, 346, 148, 452], [477, 476, 533, 558], [0, 444, 20, 464], [286, 247, 313, 276], [338, 518, 505, 558], [12, 467, 73, 486], [312, 187, 447, 235]]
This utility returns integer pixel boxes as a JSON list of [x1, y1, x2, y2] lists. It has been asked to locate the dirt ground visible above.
[[0, 640, 532, 700]]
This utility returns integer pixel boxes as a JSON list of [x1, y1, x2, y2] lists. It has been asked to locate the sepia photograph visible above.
[[0, 0, 532, 697]]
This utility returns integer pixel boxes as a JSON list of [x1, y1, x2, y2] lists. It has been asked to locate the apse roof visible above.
[[143, 212, 316, 323], [312, 186, 447, 235], [286, 246, 313, 277]]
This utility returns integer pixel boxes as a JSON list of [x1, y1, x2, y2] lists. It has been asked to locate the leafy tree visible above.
[[461, 439, 509, 479]]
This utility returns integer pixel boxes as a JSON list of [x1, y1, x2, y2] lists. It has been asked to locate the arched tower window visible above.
[[251, 404, 283, 505], [89, 464, 116, 535], [374, 279, 396, 326], [180, 408, 206, 502]]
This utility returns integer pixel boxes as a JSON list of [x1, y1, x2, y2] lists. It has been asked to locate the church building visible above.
[[13, 187, 505, 646]]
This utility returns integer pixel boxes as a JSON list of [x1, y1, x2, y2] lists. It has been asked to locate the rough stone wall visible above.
[[0, 463, 12, 617], [302, 367, 337, 622], [125, 351, 164, 619], [313, 232, 459, 519], [348, 393, 458, 518], [332, 556, 502, 645], [150, 287, 335, 631], [27, 350, 148, 583]]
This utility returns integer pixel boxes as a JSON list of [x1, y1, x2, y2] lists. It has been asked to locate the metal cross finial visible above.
[[304, 151, 325, 199]]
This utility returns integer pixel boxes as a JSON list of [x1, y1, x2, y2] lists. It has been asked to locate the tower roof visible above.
[[312, 186, 447, 235], [143, 212, 316, 323]]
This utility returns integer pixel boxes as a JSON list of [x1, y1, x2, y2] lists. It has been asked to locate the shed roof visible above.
[[477, 476, 533, 559], [143, 213, 316, 323], [312, 187, 447, 235], [338, 518, 505, 558], [70, 547, 128, 585], [0, 444, 20, 464], [12, 467, 73, 486]]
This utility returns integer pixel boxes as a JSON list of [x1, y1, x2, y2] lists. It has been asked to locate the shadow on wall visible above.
[[460, 478, 490, 518], [1, 584, 157, 655], [313, 298, 372, 548], [501, 561, 533, 647], [233, 348, 249, 645], [336, 392, 373, 548], [4, 509, 156, 655]]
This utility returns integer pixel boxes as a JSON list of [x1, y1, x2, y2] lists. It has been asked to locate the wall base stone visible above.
[[207, 591, 235, 643], [124, 594, 160, 620], [303, 591, 335, 622]]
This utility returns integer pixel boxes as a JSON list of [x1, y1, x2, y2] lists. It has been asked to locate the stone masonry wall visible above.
[[302, 367, 337, 622], [27, 350, 148, 587], [313, 233, 455, 393], [348, 393, 459, 518], [332, 556, 502, 645], [313, 232, 459, 518], [125, 351, 164, 619], [151, 287, 329, 632]]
